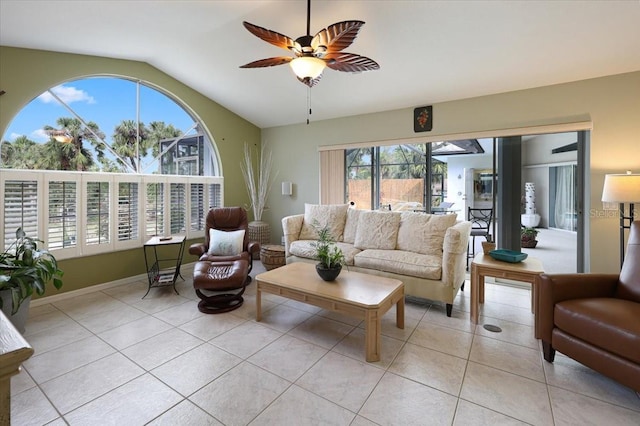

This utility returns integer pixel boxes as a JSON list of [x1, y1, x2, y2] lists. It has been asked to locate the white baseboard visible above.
[[31, 261, 196, 307]]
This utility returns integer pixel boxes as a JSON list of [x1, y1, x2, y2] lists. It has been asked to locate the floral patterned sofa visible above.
[[282, 204, 472, 316]]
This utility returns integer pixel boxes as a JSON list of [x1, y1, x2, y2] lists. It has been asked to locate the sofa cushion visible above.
[[343, 208, 362, 244], [298, 204, 349, 241], [289, 240, 360, 266], [397, 212, 457, 255], [354, 249, 442, 280], [555, 298, 640, 364], [354, 211, 401, 250]]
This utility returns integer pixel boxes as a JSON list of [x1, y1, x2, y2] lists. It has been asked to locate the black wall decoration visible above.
[[414, 106, 432, 132]]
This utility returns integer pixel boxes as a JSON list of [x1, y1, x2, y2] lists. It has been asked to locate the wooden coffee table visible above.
[[256, 262, 404, 362]]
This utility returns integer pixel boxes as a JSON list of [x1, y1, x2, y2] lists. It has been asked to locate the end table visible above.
[[143, 235, 186, 298], [470, 253, 544, 334]]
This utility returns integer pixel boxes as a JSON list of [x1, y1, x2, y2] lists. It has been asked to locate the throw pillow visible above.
[[396, 212, 457, 255], [298, 203, 349, 241], [354, 211, 401, 250], [208, 229, 245, 256], [343, 208, 362, 244]]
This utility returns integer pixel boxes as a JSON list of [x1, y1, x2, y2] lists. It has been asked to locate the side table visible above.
[[143, 235, 186, 298], [260, 244, 286, 270], [470, 253, 544, 333]]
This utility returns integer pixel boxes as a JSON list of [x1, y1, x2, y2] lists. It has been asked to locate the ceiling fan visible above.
[[240, 0, 379, 87]]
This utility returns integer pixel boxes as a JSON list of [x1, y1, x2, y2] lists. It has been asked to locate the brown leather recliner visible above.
[[189, 207, 260, 275], [536, 220, 640, 392]]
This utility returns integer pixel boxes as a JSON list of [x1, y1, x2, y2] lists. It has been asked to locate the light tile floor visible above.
[[10, 262, 640, 425]]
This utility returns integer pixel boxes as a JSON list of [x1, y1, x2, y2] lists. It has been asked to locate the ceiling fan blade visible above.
[[297, 74, 323, 88], [240, 57, 293, 68], [242, 21, 295, 51], [324, 53, 380, 72], [312, 21, 365, 54]]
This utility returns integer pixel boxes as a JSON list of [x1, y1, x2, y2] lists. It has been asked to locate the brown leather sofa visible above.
[[536, 221, 640, 392]]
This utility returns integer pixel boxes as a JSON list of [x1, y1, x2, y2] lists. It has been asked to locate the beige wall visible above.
[[264, 71, 640, 274], [0, 46, 260, 294]]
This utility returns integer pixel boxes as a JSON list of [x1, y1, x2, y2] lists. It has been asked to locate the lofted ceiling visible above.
[[1, 1, 639, 129]]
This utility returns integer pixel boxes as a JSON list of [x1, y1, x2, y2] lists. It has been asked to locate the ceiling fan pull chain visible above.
[[307, 87, 312, 125]]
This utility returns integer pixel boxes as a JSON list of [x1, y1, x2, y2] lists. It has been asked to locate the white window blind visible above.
[[319, 150, 345, 204], [86, 181, 110, 245], [3, 180, 38, 250], [48, 181, 77, 250], [118, 182, 139, 241]]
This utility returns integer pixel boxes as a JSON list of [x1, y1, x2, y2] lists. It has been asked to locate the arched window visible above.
[[1, 77, 223, 256], [1, 76, 221, 175]]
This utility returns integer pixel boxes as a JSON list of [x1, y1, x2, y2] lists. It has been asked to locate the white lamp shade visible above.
[[290, 57, 326, 79], [601, 173, 640, 203]]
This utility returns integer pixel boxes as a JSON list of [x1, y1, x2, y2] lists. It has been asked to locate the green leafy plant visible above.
[[521, 227, 539, 241], [0, 228, 64, 314], [311, 221, 346, 269]]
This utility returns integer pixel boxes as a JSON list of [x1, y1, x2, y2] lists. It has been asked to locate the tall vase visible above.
[[248, 220, 271, 259], [521, 182, 541, 227]]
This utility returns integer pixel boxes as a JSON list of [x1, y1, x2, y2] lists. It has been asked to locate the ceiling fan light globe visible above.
[[53, 135, 73, 143], [290, 56, 326, 79]]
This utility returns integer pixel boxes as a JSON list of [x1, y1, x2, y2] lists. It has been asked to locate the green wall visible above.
[[0, 46, 260, 295]]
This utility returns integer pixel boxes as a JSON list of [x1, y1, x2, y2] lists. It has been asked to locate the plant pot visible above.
[[521, 239, 538, 248], [482, 241, 496, 255], [0, 289, 31, 334], [316, 264, 342, 281]]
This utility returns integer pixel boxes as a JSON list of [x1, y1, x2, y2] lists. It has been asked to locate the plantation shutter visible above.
[[48, 181, 77, 250], [86, 181, 110, 245], [170, 183, 187, 234], [118, 182, 139, 241], [190, 183, 205, 232], [3, 180, 38, 250], [146, 182, 164, 236], [208, 183, 222, 208]]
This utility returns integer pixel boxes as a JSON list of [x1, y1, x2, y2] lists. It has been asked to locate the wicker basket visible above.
[[260, 244, 286, 270]]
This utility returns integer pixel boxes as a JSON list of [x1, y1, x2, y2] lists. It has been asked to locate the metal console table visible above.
[[143, 235, 186, 298]]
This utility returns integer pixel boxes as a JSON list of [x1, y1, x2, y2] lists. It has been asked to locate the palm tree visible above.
[[346, 147, 372, 179], [147, 121, 182, 157], [111, 120, 149, 172], [0, 136, 40, 169], [43, 117, 106, 171]]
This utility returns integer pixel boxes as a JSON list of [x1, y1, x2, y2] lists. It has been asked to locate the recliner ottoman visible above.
[[193, 260, 249, 314]]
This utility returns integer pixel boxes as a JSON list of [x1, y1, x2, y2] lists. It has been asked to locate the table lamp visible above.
[[601, 171, 640, 268]]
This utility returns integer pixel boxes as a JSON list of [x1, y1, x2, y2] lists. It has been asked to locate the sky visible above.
[[2, 77, 197, 169]]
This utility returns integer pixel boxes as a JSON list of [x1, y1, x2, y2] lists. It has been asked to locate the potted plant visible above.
[[0, 227, 64, 333], [481, 234, 496, 255], [521, 227, 539, 248], [311, 222, 346, 281]]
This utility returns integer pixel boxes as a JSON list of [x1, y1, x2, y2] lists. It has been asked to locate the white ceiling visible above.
[[2, 1, 639, 129]]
